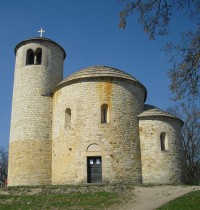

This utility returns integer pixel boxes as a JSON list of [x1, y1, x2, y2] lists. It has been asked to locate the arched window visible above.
[[101, 104, 109, 123], [160, 132, 168, 151], [36, 48, 42, 64], [65, 108, 71, 129], [26, 48, 42, 65], [26, 49, 34, 65]]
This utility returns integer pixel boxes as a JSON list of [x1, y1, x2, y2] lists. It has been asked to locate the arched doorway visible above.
[[87, 156, 102, 183], [86, 144, 102, 183]]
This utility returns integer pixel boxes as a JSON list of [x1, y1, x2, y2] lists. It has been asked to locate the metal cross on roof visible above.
[[38, 28, 45, 37]]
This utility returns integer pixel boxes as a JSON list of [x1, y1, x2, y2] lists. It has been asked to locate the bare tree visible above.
[[166, 29, 200, 101], [118, 0, 200, 100], [118, 0, 200, 183], [167, 102, 200, 184], [0, 147, 8, 185]]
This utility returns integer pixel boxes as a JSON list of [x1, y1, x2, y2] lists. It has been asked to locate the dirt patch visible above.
[[116, 185, 200, 210]]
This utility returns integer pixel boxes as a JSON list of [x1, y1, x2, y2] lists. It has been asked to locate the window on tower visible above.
[[26, 48, 42, 65], [101, 104, 109, 123], [36, 48, 42, 64], [26, 49, 34, 65], [160, 132, 168, 151], [65, 108, 71, 129]]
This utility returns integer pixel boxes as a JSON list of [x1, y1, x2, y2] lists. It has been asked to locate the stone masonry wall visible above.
[[52, 78, 145, 184], [8, 140, 52, 186], [139, 117, 185, 184], [8, 40, 65, 186]]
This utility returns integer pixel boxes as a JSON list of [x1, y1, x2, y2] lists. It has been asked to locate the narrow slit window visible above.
[[26, 49, 34, 65], [65, 108, 71, 129], [101, 104, 109, 123], [160, 132, 168, 151]]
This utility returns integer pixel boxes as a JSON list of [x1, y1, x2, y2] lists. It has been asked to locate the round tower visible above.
[[138, 105, 185, 184], [8, 37, 66, 186], [51, 66, 147, 184]]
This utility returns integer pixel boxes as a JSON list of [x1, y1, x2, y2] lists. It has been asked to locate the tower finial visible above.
[[38, 28, 45, 37]]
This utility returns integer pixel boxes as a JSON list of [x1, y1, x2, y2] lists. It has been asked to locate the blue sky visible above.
[[0, 0, 191, 148]]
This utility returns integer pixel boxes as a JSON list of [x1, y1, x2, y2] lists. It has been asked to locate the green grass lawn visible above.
[[0, 191, 120, 210], [157, 190, 200, 210]]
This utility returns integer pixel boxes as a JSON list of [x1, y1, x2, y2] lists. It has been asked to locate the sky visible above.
[[0, 0, 192, 148]]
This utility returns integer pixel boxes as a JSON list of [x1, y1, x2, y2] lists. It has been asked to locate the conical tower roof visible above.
[[138, 104, 184, 125], [57, 65, 147, 101]]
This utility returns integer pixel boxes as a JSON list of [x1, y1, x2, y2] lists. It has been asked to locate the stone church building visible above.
[[8, 37, 185, 186]]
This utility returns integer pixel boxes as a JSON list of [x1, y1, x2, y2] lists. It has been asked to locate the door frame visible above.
[[87, 156, 102, 183]]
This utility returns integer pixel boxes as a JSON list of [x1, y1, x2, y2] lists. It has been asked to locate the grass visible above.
[[0, 184, 132, 210], [4, 184, 200, 209], [0, 191, 120, 210], [157, 190, 200, 210]]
